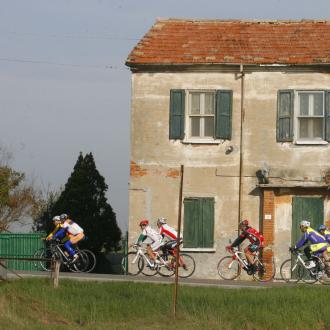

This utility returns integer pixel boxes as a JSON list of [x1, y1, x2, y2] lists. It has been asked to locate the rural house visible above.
[[126, 19, 330, 279]]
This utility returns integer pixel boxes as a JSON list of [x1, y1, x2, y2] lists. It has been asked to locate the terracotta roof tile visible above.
[[126, 19, 330, 66]]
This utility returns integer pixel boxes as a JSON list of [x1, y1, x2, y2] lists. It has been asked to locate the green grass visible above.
[[0, 278, 330, 329]]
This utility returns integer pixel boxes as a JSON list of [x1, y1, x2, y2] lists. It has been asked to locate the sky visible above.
[[0, 0, 329, 233]]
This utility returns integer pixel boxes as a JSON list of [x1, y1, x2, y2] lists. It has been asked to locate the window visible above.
[[169, 89, 232, 142], [189, 92, 215, 139], [183, 197, 214, 249], [277, 90, 330, 143], [296, 92, 325, 142]]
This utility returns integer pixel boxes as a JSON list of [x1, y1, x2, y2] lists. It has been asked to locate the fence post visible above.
[[0, 260, 7, 280], [52, 259, 60, 288]]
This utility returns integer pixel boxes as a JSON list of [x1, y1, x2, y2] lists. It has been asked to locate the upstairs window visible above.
[[296, 92, 324, 142], [189, 92, 215, 139], [277, 90, 330, 144], [169, 89, 233, 143]]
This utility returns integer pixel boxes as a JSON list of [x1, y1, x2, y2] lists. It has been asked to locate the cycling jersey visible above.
[[137, 225, 162, 244], [322, 229, 330, 243], [295, 227, 327, 249], [53, 219, 84, 239], [46, 223, 62, 240], [62, 220, 84, 236], [231, 227, 264, 248], [159, 224, 177, 240]]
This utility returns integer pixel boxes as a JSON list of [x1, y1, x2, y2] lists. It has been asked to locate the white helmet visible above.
[[52, 215, 60, 222], [300, 220, 310, 228], [157, 217, 167, 225]]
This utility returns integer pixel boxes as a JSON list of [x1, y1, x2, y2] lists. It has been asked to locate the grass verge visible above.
[[0, 278, 329, 329]]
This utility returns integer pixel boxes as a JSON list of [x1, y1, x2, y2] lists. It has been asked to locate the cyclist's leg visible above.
[[64, 233, 84, 259], [149, 240, 163, 262], [244, 245, 255, 265]]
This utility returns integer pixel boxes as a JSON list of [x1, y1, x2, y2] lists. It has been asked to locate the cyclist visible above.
[[318, 224, 330, 243], [46, 216, 64, 241], [317, 224, 330, 268], [52, 214, 85, 262], [136, 219, 163, 264], [293, 220, 328, 269], [156, 217, 186, 270], [227, 219, 264, 274]]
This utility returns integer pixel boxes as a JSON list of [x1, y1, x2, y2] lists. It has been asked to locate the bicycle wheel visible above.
[[71, 251, 89, 272], [81, 249, 97, 273], [38, 248, 55, 272], [280, 259, 303, 283], [217, 256, 241, 280], [175, 254, 195, 278], [157, 255, 175, 277], [121, 252, 142, 276], [141, 255, 158, 276], [253, 257, 276, 282], [318, 267, 330, 285], [33, 248, 45, 270]]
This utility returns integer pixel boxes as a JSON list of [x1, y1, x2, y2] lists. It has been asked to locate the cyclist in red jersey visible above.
[[227, 219, 264, 273]]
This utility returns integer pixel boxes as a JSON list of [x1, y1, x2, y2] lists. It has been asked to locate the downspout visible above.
[[238, 64, 245, 229]]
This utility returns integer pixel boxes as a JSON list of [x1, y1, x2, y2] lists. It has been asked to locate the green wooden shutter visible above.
[[183, 197, 215, 248], [325, 91, 330, 142], [169, 89, 185, 139], [200, 198, 214, 248], [183, 198, 199, 248], [215, 90, 233, 140], [277, 90, 294, 142]]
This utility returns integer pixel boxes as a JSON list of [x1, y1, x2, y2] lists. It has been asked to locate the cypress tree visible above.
[[36, 152, 121, 253]]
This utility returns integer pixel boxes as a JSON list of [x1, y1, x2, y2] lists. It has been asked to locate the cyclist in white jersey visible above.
[[53, 213, 85, 261], [137, 219, 163, 263]]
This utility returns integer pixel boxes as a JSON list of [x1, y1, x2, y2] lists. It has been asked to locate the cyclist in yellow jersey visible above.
[[46, 216, 67, 241]]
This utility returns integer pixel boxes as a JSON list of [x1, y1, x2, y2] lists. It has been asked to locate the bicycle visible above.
[[157, 241, 196, 278], [217, 245, 275, 282], [34, 239, 89, 272], [121, 243, 196, 278], [121, 244, 158, 276], [34, 239, 97, 273], [280, 248, 330, 284]]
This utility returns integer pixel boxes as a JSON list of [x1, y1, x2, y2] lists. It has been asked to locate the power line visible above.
[[0, 57, 128, 70], [0, 30, 140, 41]]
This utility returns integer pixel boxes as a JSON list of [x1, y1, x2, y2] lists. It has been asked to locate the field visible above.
[[0, 278, 330, 329]]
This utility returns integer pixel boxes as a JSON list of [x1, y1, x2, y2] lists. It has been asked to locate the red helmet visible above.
[[139, 219, 149, 226], [239, 219, 249, 227]]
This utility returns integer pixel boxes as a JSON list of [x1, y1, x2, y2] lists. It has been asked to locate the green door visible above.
[[292, 196, 324, 245], [291, 197, 324, 279]]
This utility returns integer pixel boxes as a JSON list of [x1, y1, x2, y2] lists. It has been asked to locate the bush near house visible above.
[[1, 279, 330, 329]]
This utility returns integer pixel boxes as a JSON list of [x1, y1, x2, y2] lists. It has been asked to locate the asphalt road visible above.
[[5, 270, 293, 289]]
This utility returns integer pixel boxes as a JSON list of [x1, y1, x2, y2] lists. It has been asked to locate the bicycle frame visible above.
[[131, 245, 169, 269], [290, 250, 323, 277]]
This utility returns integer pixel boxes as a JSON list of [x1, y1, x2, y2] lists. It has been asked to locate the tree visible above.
[[0, 147, 40, 231], [35, 152, 122, 252]]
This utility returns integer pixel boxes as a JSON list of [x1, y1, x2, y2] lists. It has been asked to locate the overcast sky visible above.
[[0, 0, 329, 232]]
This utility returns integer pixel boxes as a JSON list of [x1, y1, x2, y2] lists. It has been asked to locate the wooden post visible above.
[[0, 260, 7, 280], [52, 260, 60, 288], [173, 164, 184, 317]]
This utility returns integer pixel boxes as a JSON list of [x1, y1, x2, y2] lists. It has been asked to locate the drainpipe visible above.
[[238, 64, 245, 229]]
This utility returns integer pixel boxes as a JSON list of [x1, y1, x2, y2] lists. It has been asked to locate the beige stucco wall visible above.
[[129, 69, 330, 279]]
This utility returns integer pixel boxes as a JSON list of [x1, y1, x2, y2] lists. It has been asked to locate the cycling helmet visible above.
[[60, 213, 68, 222], [139, 219, 149, 226], [300, 220, 310, 228], [318, 224, 327, 232], [239, 219, 249, 227], [52, 215, 60, 222], [157, 217, 167, 225]]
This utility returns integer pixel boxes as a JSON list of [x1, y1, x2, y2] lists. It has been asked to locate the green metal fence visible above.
[[0, 232, 46, 271]]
